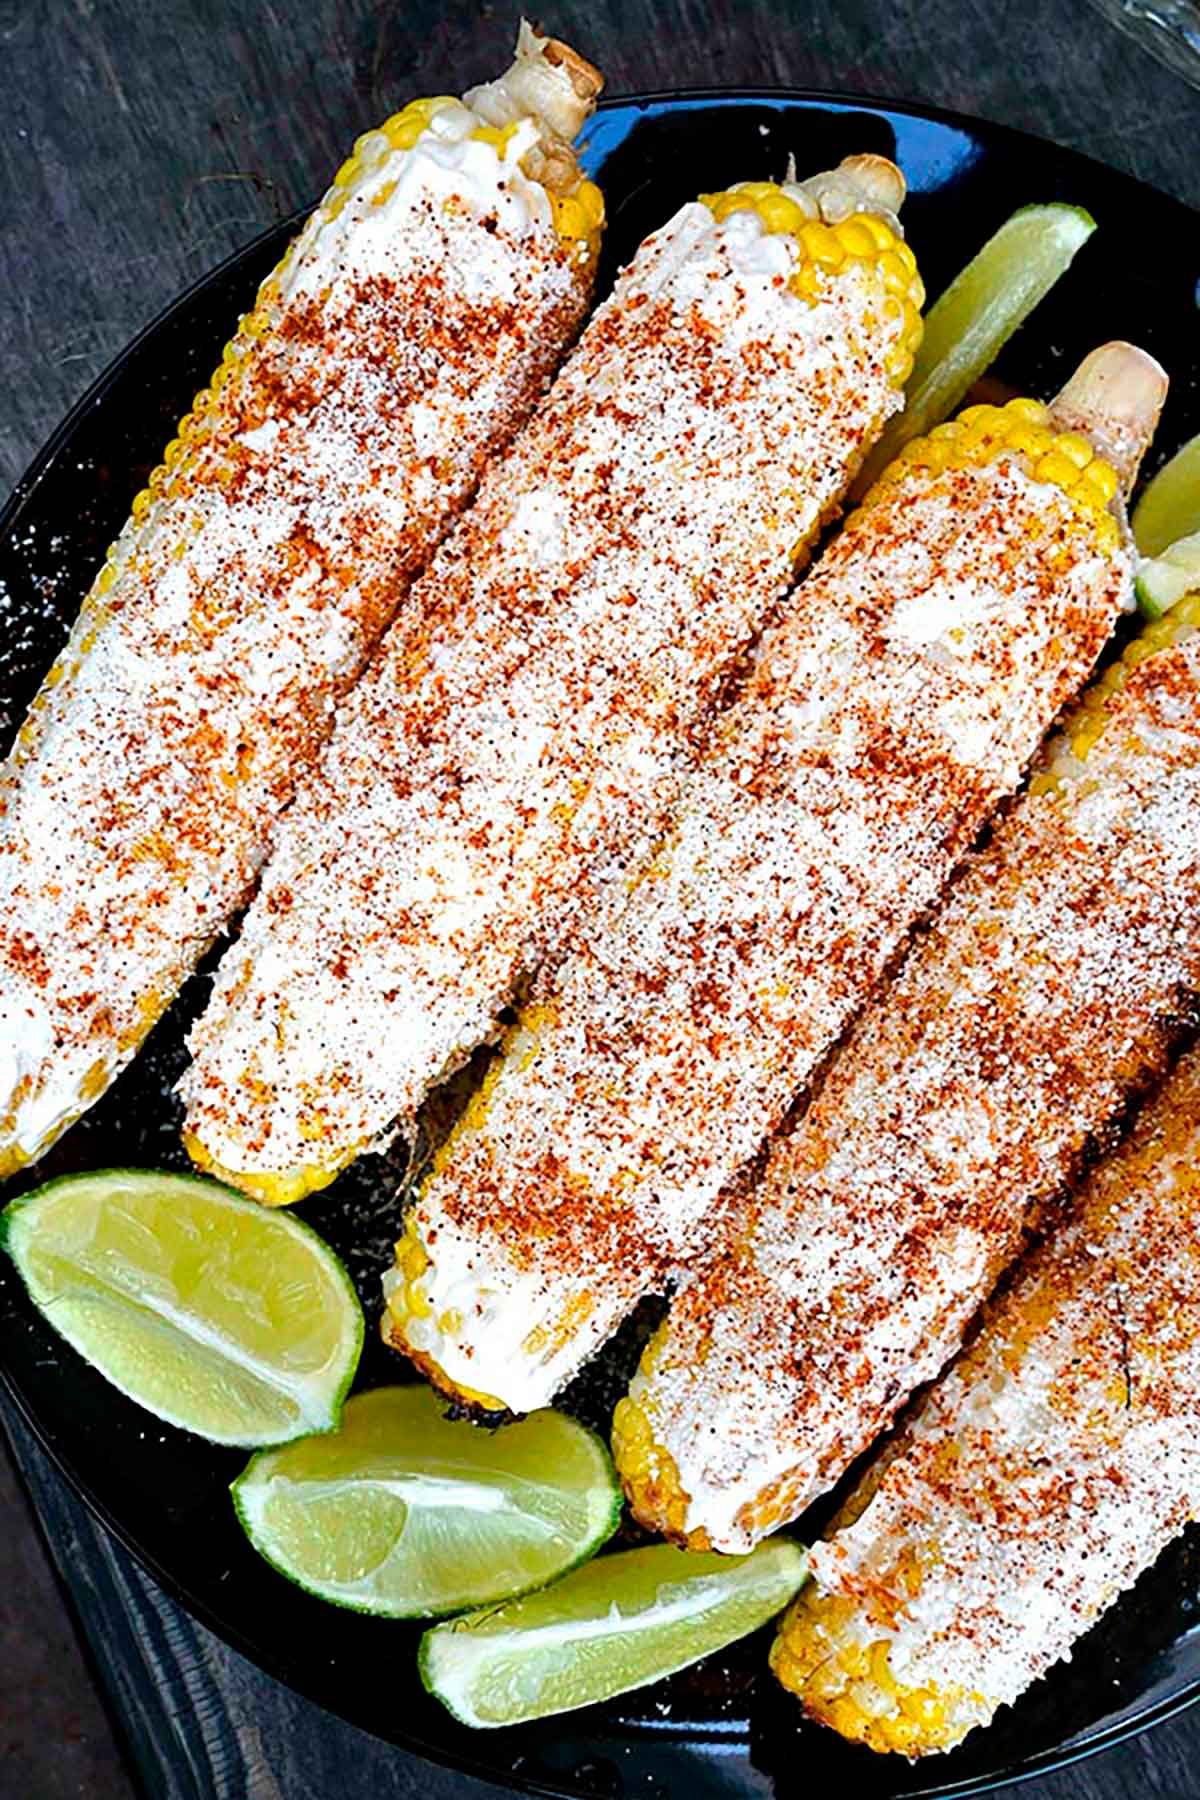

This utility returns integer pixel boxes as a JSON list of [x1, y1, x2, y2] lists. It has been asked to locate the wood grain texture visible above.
[[3, 3, 1200, 1797]]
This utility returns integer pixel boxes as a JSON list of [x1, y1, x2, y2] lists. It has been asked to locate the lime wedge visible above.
[[420, 1538, 808, 1727], [1134, 529, 1200, 619], [1132, 432, 1200, 557], [856, 202, 1096, 494], [233, 1386, 621, 1618], [0, 1169, 362, 1445]]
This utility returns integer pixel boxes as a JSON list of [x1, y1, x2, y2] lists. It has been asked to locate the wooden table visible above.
[[4, 3, 1200, 1795]]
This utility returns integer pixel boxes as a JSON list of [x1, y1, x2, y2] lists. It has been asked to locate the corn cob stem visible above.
[[1048, 340, 1168, 493]]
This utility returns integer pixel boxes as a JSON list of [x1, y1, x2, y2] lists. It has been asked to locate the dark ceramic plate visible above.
[[3, 89, 1200, 1800]]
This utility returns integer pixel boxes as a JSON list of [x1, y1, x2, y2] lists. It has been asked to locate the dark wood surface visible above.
[[4, 3, 1200, 1796]]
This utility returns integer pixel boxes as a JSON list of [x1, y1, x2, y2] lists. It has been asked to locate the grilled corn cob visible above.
[[773, 1026, 1200, 1755], [383, 345, 1162, 1414], [181, 155, 926, 1204], [0, 25, 605, 1177], [617, 565, 1200, 1556]]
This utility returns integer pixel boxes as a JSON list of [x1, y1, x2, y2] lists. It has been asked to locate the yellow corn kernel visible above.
[[898, 1686, 946, 1728], [876, 249, 911, 294], [575, 178, 605, 228], [551, 192, 590, 240], [833, 217, 878, 257], [869, 1639, 899, 1692], [1036, 450, 1084, 491], [395, 1221, 430, 1283], [1005, 395, 1050, 426], [799, 220, 845, 267], [1052, 429, 1094, 469], [471, 120, 520, 153], [828, 1696, 871, 1739], [757, 191, 809, 235], [880, 1712, 921, 1753], [857, 211, 899, 249], [1080, 459, 1119, 506]]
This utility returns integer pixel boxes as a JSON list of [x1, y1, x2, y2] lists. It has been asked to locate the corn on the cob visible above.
[[181, 156, 926, 1204], [383, 345, 1162, 1415], [617, 570, 1200, 1557], [0, 26, 605, 1178], [773, 1027, 1200, 1756]]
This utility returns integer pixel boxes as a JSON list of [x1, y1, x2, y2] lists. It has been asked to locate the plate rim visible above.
[[3, 81, 1200, 1800]]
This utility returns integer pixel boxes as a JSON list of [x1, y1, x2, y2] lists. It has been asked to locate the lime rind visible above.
[[1, 1168, 363, 1447], [1134, 528, 1200, 620], [232, 1386, 623, 1618], [1132, 432, 1200, 558], [418, 1538, 809, 1728], [856, 201, 1096, 495]]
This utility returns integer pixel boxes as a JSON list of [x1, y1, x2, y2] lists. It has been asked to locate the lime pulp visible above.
[[0, 1168, 363, 1445], [234, 1385, 622, 1617], [420, 1538, 808, 1727]]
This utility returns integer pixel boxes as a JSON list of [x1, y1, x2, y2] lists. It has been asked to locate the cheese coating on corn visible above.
[[182, 172, 923, 1202], [774, 1030, 1200, 1755], [0, 31, 602, 1175], [384, 397, 1133, 1414], [619, 604, 1200, 1553]]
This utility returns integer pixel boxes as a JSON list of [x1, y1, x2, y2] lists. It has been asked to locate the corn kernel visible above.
[[833, 217, 878, 257], [1052, 429, 1094, 469], [1081, 459, 1119, 505], [877, 249, 911, 294], [869, 1639, 898, 1692], [757, 192, 808, 235], [880, 1712, 921, 1752], [1005, 395, 1050, 425], [383, 116, 424, 150], [1036, 450, 1084, 490], [575, 179, 605, 227], [799, 220, 845, 267], [828, 1696, 870, 1740], [552, 193, 589, 240], [857, 212, 898, 250]]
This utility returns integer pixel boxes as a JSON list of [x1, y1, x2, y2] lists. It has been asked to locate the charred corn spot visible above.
[[181, 1129, 346, 1206], [771, 1595, 975, 1754], [698, 182, 923, 386], [869, 395, 1122, 540]]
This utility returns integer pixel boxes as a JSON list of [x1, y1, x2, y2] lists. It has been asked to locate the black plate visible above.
[[3, 89, 1200, 1800]]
